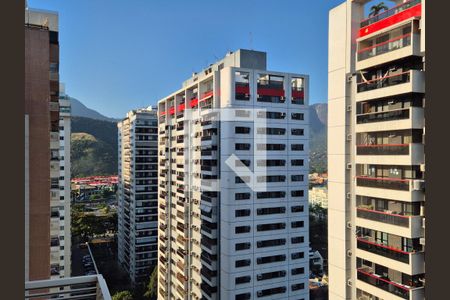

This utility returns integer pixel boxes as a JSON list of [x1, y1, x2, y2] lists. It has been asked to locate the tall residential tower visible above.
[[328, 1, 425, 299], [118, 107, 159, 285], [158, 49, 310, 300]]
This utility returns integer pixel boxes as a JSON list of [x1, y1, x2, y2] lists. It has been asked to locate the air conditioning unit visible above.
[[346, 104, 352, 112], [346, 192, 351, 200], [420, 164, 425, 172], [346, 163, 352, 170], [346, 134, 352, 141], [420, 237, 425, 245], [413, 180, 425, 191], [422, 218, 426, 228], [346, 221, 352, 229], [347, 250, 352, 257]]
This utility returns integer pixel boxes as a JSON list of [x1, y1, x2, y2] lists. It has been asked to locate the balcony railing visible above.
[[360, 0, 421, 28], [357, 268, 421, 299], [356, 108, 410, 124], [25, 275, 111, 300], [356, 144, 409, 155], [357, 237, 410, 263], [357, 71, 411, 93], [358, 33, 412, 61], [356, 176, 410, 191], [356, 207, 410, 227]]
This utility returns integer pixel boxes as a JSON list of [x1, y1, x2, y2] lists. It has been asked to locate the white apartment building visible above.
[[118, 107, 159, 285], [328, 1, 425, 299], [157, 49, 310, 300], [55, 84, 71, 278]]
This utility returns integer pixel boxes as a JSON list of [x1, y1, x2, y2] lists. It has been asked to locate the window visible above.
[[235, 276, 251, 285], [236, 143, 251, 150], [257, 207, 286, 215], [257, 175, 286, 183], [257, 254, 286, 265], [257, 270, 286, 281], [236, 242, 251, 251], [235, 71, 250, 101], [291, 221, 304, 228], [291, 113, 304, 120], [235, 127, 251, 134], [291, 205, 304, 213], [291, 144, 304, 151], [235, 226, 251, 234], [257, 191, 285, 199], [291, 159, 304, 166], [257, 159, 285, 167], [257, 111, 286, 119], [291, 128, 304, 136], [235, 110, 250, 117], [235, 209, 251, 217], [235, 293, 251, 300], [257, 222, 286, 231], [235, 193, 251, 200], [257, 143, 286, 151], [291, 252, 305, 260], [291, 283, 305, 291], [257, 127, 286, 135], [235, 259, 251, 268], [291, 175, 304, 182], [291, 190, 304, 197], [291, 267, 305, 275], [291, 236, 305, 244], [235, 159, 251, 167], [257, 238, 286, 248], [256, 286, 286, 297], [235, 176, 250, 183]]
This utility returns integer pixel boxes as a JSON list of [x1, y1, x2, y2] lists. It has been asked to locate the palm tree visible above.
[[369, 2, 389, 17]]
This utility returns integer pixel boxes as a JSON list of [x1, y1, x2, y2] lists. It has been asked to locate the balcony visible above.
[[25, 275, 111, 300], [357, 176, 409, 191], [356, 143, 424, 165], [357, 32, 421, 70], [355, 176, 424, 202], [359, 0, 422, 38], [357, 268, 424, 300], [356, 70, 425, 102]]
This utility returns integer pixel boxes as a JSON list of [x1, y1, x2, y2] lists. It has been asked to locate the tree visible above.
[[112, 290, 133, 300], [369, 2, 389, 17], [144, 266, 158, 299]]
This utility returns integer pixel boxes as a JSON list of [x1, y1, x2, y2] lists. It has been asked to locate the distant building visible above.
[[309, 186, 328, 209], [117, 107, 158, 285]]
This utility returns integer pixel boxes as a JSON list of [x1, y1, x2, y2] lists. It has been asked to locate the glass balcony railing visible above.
[[357, 71, 411, 93], [360, 0, 421, 28], [357, 268, 411, 299], [25, 275, 112, 300], [356, 207, 410, 227], [356, 176, 410, 191], [356, 144, 409, 155], [356, 108, 410, 124], [357, 237, 410, 263], [358, 33, 412, 61]]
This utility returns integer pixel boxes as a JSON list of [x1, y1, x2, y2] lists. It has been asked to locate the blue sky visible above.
[[30, 0, 347, 118]]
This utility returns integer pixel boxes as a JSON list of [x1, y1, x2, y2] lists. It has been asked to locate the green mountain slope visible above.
[[71, 117, 118, 178]]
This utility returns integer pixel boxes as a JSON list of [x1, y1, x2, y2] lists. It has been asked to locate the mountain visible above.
[[309, 103, 327, 173], [70, 97, 119, 122], [71, 117, 118, 178]]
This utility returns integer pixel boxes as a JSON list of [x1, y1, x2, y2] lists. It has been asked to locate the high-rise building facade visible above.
[[157, 49, 310, 300], [118, 107, 159, 285], [327, 1, 425, 299], [25, 7, 62, 281], [58, 84, 72, 277]]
